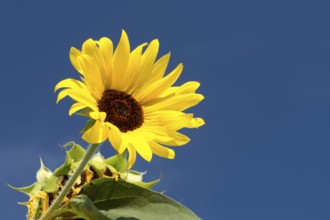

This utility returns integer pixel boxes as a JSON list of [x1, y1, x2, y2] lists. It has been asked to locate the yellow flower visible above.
[[55, 30, 204, 168]]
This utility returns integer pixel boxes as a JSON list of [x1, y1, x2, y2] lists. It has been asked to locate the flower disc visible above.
[[98, 89, 143, 132]]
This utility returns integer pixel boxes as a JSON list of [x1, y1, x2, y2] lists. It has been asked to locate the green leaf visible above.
[[53, 151, 73, 176], [65, 142, 86, 162], [51, 194, 110, 220], [104, 152, 127, 173], [80, 178, 201, 220]]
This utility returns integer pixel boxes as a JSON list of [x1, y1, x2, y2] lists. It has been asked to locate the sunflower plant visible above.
[[12, 30, 204, 220]]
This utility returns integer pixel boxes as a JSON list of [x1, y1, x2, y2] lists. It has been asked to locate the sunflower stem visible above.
[[39, 143, 100, 220]]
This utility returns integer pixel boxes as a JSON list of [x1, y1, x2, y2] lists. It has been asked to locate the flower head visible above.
[[55, 30, 204, 168]]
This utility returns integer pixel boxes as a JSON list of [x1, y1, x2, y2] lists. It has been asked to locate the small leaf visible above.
[[80, 178, 201, 220]]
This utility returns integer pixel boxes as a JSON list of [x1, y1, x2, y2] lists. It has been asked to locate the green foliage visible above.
[[77, 178, 201, 220], [53, 142, 87, 176], [104, 152, 127, 173], [41, 176, 59, 193], [65, 142, 86, 162], [51, 178, 200, 220], [11, 142, 198, 220], [53, 151, 74, 176], [51, 195, 109, 220]]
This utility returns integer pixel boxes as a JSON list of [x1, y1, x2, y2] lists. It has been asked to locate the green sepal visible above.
[[120, 170, 160, 189], [104, 151, 127, 173], [17, 201, 28, 206], [105, 165, 118, 176], [133, 179, 161, 189], [89, 153, 107, 175], [8, 182, 42, 197], [64, 142, 86, 162], [34, 198, 43, 220], [41, 175, 59, 193], [80, 119, 95, 134], [36, 158, 53, 184], [53, 151, 73, 176]]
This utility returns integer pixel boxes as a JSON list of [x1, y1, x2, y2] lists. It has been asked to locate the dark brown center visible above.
[[97, 89, 144, 132]]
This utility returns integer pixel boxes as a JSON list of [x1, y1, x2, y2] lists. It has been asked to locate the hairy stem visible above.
[[39, 143, 99, 220]]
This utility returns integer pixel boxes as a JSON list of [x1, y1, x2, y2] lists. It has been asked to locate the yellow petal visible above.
[[54, 78, 88, 92], [127, 145, 137, 169], [149, 52, 171, 83], [77, 55, 104, 100], [160, 81, 200, 97], [82, 39, 107, 84], [131, 39, 159, 90], [96, 37, 114, 89], [82, 38, 98, 55], [127, 131, 153, 162], [144, 93, 204, 113], [69, 47, 84, 75], [141, 122, 191, 146], [135, 63, 183, 104], [189, 117, 205, 128], [106, 123, 126, 153], [124, 43, 147, 92], [56, 89, 98, 111], [142, 125, 175, 143], [157, 130, 191, 146], [111, 30, 130, 90], [89, 111, 106, 121], [167, 131, 191, 146], [56, 89, 69, 103], [175, 81, 201, 94], [161, 111, 204, 129], [56, 88, 95, 104], [82, 120, 108, 144], [69, 103, 86, 116], [149, 141, 175, 159], [148, 110, 197, 130]]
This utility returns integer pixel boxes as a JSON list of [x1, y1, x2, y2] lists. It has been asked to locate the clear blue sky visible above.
[[1, 1, 330, 219]]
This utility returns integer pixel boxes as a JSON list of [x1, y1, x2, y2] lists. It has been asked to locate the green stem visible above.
[[39, 143, 99, 220]]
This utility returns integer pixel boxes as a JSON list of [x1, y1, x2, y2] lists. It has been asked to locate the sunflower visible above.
[[55, 30, 204, 168]]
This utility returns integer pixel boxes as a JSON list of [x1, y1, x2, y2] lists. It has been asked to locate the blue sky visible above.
[[1, 0, 330, 219]]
